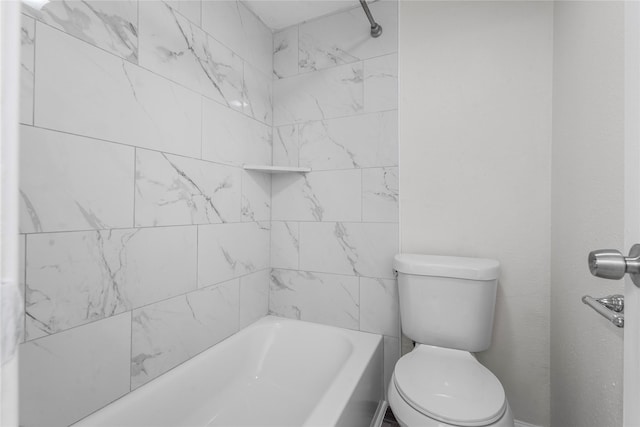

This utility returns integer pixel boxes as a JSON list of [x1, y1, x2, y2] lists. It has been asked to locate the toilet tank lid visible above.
[[394, 254, 500, 280]]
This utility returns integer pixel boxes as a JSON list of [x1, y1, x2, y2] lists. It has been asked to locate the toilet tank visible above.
[[394, 254, 500, 352]]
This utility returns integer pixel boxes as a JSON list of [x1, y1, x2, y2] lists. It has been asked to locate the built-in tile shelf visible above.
[[243, 164, 312, 174]]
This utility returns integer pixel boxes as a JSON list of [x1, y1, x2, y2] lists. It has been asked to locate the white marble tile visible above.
[[245, 118, 273, 165], [383, 335, 400, 395], [269, 269, 359, 330], [298, 1, 398, 72], [1, 283, 22, 367], [273, 125, 299, 167], [139, 1, 244, 111], [19, 313, 131, 427], [202, 0, 246, 61], [273, 26, 298, 79], [19, 125, 134, 233], [198, 222, 270, 287], [202, 97, 249, 166], [131, 280, 240, 389], [241, 171, 271, 222], [360, 277, 399, 337], [271, 170, 361, 222], [243, 63, 273, 125], [23, 0, 138, 63], [273, 62, 364, 126], [298, 111, 398, 170], [202, 98, 272, 166], [299, 222, 398, 279], [240, 2, 273, 76], [270, 221, 299, 270], [35, 23, 201, 158], [1, 236, 25, 361], [364, 53, 398, 113], [165, 0, 201, 25], [25, 226, 197, 340], [20, 15, 35, 125], [135, 149, 241, 227], [239, 269, 270, 328], [362, 167, 399, 222]]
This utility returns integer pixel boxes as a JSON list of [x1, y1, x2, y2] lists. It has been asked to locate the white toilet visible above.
[[388, 254, 515, 427]]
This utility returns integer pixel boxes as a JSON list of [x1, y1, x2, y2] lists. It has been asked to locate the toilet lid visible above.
[[394, 345, 506, 427]]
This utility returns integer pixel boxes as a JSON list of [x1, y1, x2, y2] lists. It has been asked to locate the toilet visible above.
[[388, 254, 515, 427]]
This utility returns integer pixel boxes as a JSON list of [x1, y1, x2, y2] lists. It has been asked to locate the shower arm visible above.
[[359, 0, 382, 38]]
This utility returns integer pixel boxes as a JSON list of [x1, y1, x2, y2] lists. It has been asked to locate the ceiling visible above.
[[242, 0, 361, 31]]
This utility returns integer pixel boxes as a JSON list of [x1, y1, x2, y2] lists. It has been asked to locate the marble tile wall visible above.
[[269, 0, 400, 392], [18, 1, 272, 425]]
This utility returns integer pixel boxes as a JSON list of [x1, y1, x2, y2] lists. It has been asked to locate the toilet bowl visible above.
[[387, 345, 513, 427], [389, 254, 514, 427]]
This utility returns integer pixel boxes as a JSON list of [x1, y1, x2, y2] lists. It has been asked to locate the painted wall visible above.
[[269, 1, 401, 389], [399, 2, 553, 425], [551, 2, 624, 426], [18, 1, 272, 425]]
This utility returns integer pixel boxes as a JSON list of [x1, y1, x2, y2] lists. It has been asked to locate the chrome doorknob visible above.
[[588, 244, 640, 286], [588, 249, 628, 279]]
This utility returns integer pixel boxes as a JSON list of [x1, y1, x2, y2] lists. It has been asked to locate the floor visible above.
[[382, 407, 401, 427]]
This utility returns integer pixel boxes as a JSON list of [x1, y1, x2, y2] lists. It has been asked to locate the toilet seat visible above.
[[393, 345, 507, 427]]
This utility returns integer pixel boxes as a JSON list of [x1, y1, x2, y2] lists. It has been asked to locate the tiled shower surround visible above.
[[18, 1, 398, 426], [269, 0, 400, 388]]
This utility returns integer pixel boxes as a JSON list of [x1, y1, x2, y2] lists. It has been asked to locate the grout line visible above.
[[21, 218, 397, 237]]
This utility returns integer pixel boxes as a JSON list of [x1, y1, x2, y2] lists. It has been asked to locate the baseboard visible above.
[[515, 420, 543, 427]]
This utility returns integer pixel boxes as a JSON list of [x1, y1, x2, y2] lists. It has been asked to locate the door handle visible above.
[[582, 295, 625, 327], [588, 244, 640, 287]]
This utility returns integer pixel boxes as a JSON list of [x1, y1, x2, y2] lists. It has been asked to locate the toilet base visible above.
[[387, 373, 515, 427]]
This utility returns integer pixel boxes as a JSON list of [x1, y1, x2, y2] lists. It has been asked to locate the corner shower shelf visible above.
[[243, 164, 311, 174]]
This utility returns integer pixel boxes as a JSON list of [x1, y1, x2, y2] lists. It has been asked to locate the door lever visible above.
[[588, 244, 640, 287], [593, 294, 624, 312], [582, 295, 625, 327]]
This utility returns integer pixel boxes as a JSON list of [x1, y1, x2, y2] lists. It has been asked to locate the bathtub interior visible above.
[[73, 316, 382, 427]]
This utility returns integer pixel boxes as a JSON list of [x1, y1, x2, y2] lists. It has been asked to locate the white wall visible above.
[[551, 2, 624, 426], [399, 2, 553, 425]]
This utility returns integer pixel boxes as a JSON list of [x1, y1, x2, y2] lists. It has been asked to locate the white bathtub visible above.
[[74, 316, 384, 427]]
